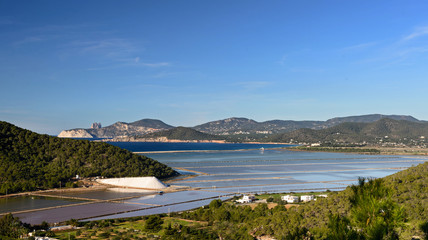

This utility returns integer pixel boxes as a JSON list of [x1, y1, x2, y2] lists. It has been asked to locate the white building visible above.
[[300, 195, 315, 202], [281, 195, 299, 203], [236, 195, 255, 203]]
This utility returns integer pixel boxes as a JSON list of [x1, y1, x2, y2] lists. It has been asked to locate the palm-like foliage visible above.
[[348, 177, 405, 240]]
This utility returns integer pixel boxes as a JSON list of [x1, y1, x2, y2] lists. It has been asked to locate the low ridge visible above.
[[267, 118, 428, 144]]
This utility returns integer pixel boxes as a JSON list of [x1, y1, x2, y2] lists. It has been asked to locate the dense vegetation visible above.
[[128, 119, 174, 129], [0, 121, 177, 194], [193, 114, 419, 135], [0, 214, 29, 239], [267, 118, 428, 144], [137, 127, 224, 141]]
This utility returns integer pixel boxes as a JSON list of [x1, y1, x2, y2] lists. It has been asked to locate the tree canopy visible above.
[[0, 121, 177, 194]]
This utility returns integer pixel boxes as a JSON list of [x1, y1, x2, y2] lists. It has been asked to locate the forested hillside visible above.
[[267, 118, 428, 144], [137, 127, 224, 141], [0, 121, 177, 194], [193, 114, 420, 135]]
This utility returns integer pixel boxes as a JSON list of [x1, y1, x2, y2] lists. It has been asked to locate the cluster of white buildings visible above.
[[281, 194, 327, 203], [236, 194, 327, 204], [281, 195, 300, 203], [236, 195, 256, 203]]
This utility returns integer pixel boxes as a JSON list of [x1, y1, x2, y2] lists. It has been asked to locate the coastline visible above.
[[99, 138, 227, 143], [289, 146, 428, 156], [97, 137, 289, 145]]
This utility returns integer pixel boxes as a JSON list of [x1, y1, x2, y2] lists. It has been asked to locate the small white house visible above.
[[236, 195, 255, 203], [300, 195, 315, 202], [281, 195, 299, 203]]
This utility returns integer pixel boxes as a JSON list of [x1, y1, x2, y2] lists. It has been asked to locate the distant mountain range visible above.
[[193, 114, 420, 135], [267, 118, 428, 144], [58, 114, 423, 139]]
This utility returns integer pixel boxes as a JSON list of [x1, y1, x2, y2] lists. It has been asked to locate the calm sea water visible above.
[[106, 141, 291, 152], [6, 142, 427, 224]]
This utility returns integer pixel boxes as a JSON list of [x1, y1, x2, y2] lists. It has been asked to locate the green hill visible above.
[[138, 127, 224, 141], [0, 121, 177, 194], [267, 118, 428, 144], [129, 119, 174, 129]]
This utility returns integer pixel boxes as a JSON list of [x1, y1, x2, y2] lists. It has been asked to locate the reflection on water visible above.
[[3, 148, 427, 224], [15, 202, 143, 225], [41, 188, 157, 200], [86, 196, 232, 222], [0, 196, 86, 214], [127, 191, 226, 205]]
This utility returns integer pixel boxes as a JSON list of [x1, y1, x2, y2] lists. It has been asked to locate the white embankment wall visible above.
[[97, 176, 167, 189]]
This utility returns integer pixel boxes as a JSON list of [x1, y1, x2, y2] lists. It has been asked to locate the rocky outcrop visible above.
[[58, 129, 94, 138], [86, 122, 169, 138], [58, 119, 174, 138]]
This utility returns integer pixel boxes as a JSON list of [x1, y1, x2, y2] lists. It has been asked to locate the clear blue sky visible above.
[[1, 1, 428, 135]]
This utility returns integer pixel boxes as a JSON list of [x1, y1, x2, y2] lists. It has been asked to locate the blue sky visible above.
[[1, 1, 428, 135]]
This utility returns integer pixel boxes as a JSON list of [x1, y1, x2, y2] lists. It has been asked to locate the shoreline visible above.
[[290, 146, 428, 156], [95, 137, 289, 145]]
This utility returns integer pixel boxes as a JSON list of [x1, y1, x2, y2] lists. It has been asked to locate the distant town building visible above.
[[256, 130, 272, 134], [281, 195, 299, 203], [317, 194, 328, 198], [50, 225, 74, 232], [300, 195, 315, 202], [91, 122, 102, 129], [236, 195, 256, 203], [233, 131, 250, 135]]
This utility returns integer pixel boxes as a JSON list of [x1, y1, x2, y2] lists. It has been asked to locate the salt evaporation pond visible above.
[[0, 196, 86, 214], [3, 143, 427, 224]]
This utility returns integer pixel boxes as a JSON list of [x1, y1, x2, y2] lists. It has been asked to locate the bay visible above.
[[106, 141, 290, 152]]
